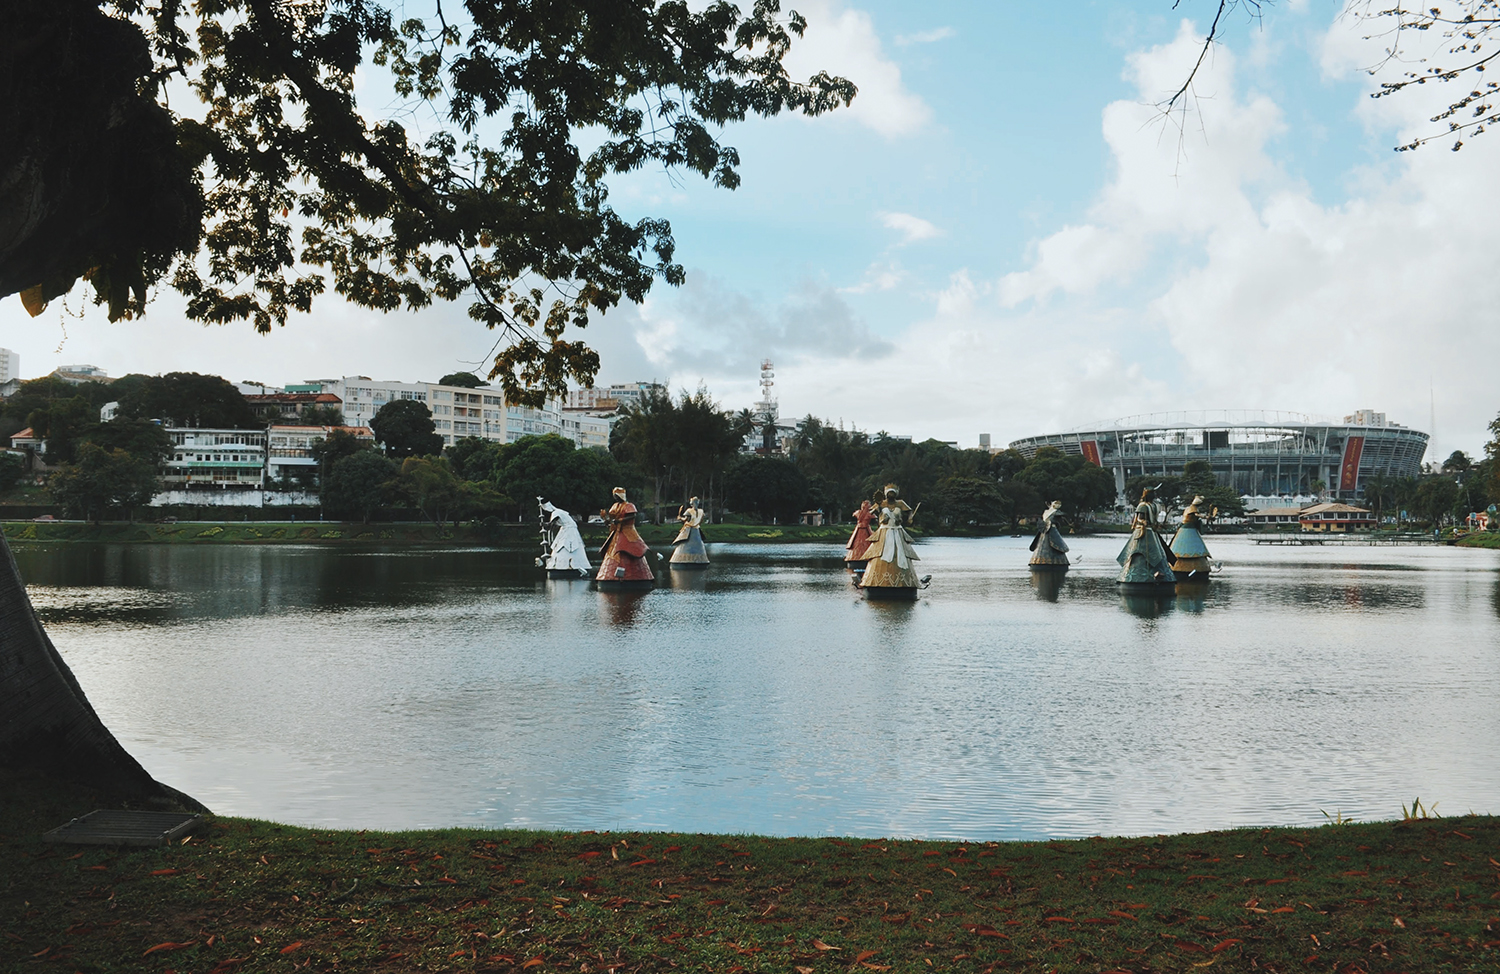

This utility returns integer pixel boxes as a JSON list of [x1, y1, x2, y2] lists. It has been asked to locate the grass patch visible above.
[[4, 772, 1498, 973], [1455, 532, 1500, 549]]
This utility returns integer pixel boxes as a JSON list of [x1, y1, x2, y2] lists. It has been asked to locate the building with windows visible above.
[[265, 425, 375, 484], [560, 411, 613, 449], [0, 348, 18, 384], [564, 381, 664, 411], [52, 364, 111, 384], [164, 429, 268, 489], [1009, 410, 1428, 506], [244, 392, 344, 423], [1299, 502, 1377, 532], [305, 376, 579, 449]]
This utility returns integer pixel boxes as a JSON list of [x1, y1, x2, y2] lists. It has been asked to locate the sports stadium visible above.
[[1008, 410, 1429, 505]]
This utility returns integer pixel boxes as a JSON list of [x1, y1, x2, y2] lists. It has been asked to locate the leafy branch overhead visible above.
[[2, 1, 855, 405], [1170, 2, 1498, 151]]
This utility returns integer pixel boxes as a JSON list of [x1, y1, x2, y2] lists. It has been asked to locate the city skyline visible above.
[[0, 2, 1491, 460]]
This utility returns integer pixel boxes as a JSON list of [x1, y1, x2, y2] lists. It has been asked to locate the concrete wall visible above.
[[149, 490, 320, 509]]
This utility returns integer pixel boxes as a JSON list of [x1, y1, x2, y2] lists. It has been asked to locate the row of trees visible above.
[[602, 389, 1118, 529]]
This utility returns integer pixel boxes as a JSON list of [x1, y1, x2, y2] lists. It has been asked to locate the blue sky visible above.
[[2, 1, 1493, 460]]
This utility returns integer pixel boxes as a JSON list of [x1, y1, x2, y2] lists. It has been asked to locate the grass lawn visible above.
[[1455, 533, 1500, 549], [4, 772, 1498, 973]]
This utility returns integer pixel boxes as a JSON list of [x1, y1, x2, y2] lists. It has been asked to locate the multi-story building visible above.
[[306, 376, 578, 449], [266, 425, 376, 484], [244, 392, 344, 423], [560, 411, 613, 449], [0, 348, 18, 384], [564, 381, 664, 411], [164, 429, 268, 489]]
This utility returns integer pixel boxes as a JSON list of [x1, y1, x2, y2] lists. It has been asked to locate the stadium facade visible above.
[[1008, 410, 1428, 505]]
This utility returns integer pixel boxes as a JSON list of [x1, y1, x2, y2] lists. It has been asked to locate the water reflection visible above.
[[1028, 569, 1066, 602], [1174, 580, 1210, 613], [600, 588, 650, 627], [17, 535, 1500, 840], [1119, 591, 1175, 618], [665, 567, 708, 592]]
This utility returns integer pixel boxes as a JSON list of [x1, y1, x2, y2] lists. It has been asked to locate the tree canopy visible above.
[[3, 1, 854, 405], [370, 398, 445, 458], [114, 372, 259, 429], [438, 373, 486, 389]]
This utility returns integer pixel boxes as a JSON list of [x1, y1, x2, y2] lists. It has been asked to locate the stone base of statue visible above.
[[1028, 560, 1069, 572], [596, 575, 656, 591], [1170, 559, 1211, 580], [860, 584, 918, 601], [546, 567, 590, 579]]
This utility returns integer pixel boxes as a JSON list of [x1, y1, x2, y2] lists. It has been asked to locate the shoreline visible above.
[[3, 771, 1493, 973]]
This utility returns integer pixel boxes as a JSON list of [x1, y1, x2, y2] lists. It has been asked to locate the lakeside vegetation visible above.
[[0, 520, 865, 547], [4, 772, 1497, 974]]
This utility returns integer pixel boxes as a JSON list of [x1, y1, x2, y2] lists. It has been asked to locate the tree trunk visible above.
[[0, 529, 204, 809]]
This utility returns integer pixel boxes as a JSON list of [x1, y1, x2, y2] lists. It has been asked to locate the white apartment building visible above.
[[315, 377, 429, 429], [164, 429, 268, 489], [565, 381, 664, 410], [560, 411, 613, 449], [266, 425, 376, 483], [0, 348, 18, 384], [306, 376, 577, 449]]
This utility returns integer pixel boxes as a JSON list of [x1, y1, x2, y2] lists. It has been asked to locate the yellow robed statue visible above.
[[858, 485, 922, 597]]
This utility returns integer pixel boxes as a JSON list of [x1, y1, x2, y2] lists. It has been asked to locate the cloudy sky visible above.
[[3, 1, 1494, 459]]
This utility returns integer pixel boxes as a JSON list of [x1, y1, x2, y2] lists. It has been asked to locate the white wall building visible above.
[[306, 376, 586, 450], [164, 429, 268, 489], [0, 348, 18, 384], [266, 425, 375, 484]]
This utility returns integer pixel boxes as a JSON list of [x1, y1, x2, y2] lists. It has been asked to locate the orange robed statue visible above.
[[596, 487, 655, 590], [845, 499, 876, 568]]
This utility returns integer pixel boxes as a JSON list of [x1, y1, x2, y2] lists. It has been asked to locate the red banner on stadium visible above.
[[1079, 441, 1102, 467], [1340, 436, 1365, 492]]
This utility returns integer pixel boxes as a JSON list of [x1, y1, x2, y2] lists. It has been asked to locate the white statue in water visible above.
[[537, 499, 591, 577]]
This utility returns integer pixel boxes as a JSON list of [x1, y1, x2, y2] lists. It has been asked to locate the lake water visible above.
[[16, 536, 1500, 840]]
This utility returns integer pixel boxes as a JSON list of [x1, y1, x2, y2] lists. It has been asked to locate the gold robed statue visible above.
[[858, 485, 921, 594]]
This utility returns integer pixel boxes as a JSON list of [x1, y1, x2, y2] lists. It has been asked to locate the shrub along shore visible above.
[[0, 520, 865, 547], [3, 772, 1497, 973]]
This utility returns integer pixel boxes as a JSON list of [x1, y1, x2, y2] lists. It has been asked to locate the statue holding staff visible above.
[[859, 485, 925, 599], [1116, 487, 1176, 588], [1028, 499, 1071, 570], [670, 496, 710, 567], [595, 487, 655, 590], [536, 498, 592, 578]]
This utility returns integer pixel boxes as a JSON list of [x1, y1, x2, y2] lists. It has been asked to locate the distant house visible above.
[[1299, 502, 1376, 532], [10, 428, 42, 454], [1246, 506, 1304, 527]]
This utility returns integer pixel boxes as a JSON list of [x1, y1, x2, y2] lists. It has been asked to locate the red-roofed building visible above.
[[244, 392, 344, 422]]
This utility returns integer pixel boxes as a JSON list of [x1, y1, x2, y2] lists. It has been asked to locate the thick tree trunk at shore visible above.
[[0, 530, 205, 811]]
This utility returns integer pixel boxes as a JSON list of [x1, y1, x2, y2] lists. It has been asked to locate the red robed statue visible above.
[[845, 499, 876, 567], [595, 487, 655, 590]]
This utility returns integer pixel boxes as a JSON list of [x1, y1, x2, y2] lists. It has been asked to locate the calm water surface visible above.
[[16, 536, 1500, 840]]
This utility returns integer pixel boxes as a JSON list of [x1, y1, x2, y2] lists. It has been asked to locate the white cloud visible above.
[[783, 1, 931, 138], [895, 27, 955, 46], [879, 211, 942, 244]]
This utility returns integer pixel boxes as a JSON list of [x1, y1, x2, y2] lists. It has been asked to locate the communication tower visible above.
[[754, 358, 778, 424]]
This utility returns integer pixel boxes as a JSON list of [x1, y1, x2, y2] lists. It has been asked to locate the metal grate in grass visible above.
[[42, 810, 201, 847]]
